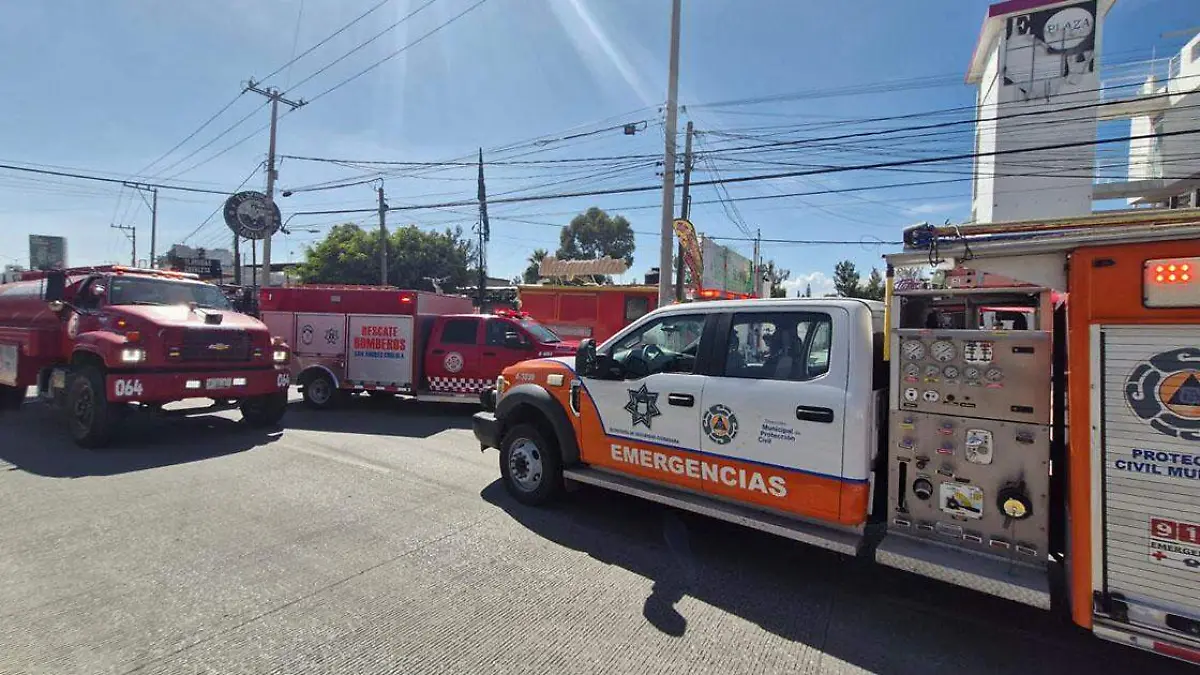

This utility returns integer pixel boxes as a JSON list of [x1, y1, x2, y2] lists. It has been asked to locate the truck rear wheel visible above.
[[499, 423, 564, 506], [241, 391, 288, 428], [65, 367, 116, 448], [0, 384, 24, 411], [302, 372, 337, 410]]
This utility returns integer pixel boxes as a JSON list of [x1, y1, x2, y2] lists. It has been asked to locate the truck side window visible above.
[[441, 318, 479, 345], [485, 319, 525, 347], [608, 314, 705, 377], [723, 312, 832, 382]]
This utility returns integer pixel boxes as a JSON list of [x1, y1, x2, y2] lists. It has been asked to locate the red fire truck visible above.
[[259, 285, 575, 408], [0, 266, 291, 447], [516, 284, 659, 345]]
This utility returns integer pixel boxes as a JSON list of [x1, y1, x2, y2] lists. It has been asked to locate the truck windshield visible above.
[[521, 320, 561, 344], [107, 277, 233, 310]]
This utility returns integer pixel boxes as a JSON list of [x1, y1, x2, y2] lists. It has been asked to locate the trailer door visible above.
[[1096, 324, 1200, 640], [346, 314, 415, 388]]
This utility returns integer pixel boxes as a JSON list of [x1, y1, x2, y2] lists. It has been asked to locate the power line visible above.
[[287, 0, 442, 93], [181, 162, 265, 243], [304, 0, 492, 105], [260, 0, 393, 85], [0, 161, 237, 195]]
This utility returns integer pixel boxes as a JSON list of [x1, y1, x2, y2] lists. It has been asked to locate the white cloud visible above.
[[906, 201, 967, 215], [780, 271, 835, 298]]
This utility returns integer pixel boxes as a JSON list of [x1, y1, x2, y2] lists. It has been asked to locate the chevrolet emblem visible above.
[[208, 343, 231, 352]]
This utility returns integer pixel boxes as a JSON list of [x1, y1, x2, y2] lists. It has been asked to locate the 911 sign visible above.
[[1150, 517, 1200, 571]]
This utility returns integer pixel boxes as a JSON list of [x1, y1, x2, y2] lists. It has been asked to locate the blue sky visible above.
[[0, 0, 1195, 295]]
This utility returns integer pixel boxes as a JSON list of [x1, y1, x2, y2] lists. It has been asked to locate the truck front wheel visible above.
[[240, 391, 288, 428], [302, 372, 337, 410], [0, 384, 24, 411], [65, 367, 116, 448], [499, 423, 564, 506]]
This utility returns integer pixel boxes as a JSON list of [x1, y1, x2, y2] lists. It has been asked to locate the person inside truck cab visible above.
[[608, 316, 698, 377]]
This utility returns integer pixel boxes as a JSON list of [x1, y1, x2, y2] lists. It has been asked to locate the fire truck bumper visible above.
[[106, 366, 291, 404], [472, 411, 501, 450]]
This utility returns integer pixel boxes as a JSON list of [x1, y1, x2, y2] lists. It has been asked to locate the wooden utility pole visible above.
[[656, 0, 682, 306], [244, 79, 305, 288], [378, 182, 389, 285], [675, 120, 694, 302], [477, 148, 490, 311], [123, 183, 158, 268], [111, 224, 136, 267]]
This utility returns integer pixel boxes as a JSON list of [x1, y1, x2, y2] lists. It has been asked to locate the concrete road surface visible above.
[[0, 391, 1191, 674]]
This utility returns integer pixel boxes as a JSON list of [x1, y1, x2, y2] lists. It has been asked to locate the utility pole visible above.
[[111, 224, 136, 266], [378, 182, 389, 286], [245, 79, 305, 288], [753, 228, 762, 298], [674, 120, 694, 302], [123, 183, 158, 268], [657, 0, 683, 307], [232, 233, 241, 285], [477, 148, 490, 311]]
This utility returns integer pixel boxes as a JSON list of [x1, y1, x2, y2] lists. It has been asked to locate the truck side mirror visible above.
[[43, 270, 66, 304], [576, 339, 597, 377]]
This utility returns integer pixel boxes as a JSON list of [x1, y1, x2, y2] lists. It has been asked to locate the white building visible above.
[[1, 265, 25, 284], [1104, 32, 1200, 207], [966, 0, 1114, 224]]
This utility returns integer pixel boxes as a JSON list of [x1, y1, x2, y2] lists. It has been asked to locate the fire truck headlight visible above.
[[272, 349, 289, 363], [119, 348, 146, 363]]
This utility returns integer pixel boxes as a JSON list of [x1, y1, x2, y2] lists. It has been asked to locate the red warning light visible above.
[[1158, 275, 1166, 282]]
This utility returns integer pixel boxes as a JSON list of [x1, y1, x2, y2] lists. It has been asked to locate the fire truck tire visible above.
[[302, 372, 337, 409], [65, 367, 116, 448], [499, 423, 563, 506], [240, 391, 288, 428], [0, 384, 24, 411]]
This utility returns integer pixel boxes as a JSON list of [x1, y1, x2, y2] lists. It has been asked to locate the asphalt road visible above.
[[0, 391, 1191, 675]]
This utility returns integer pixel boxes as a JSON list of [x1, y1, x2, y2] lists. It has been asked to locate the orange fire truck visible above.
[[475, 209, 1200, 665]]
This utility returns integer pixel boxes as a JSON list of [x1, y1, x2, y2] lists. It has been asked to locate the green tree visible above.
[[833, 260, 861, 298], [296, 223, 474, 291], [522, 248, 548, 284], [763, 260, 790, 298], [861, 268, 885, 301], [557, 207, 635, 265]]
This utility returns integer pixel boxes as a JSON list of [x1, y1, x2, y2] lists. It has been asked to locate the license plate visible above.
[[206, 377, 234, 390]]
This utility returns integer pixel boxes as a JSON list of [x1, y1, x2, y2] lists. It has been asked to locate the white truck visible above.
[[473, 209, 1200, 666]]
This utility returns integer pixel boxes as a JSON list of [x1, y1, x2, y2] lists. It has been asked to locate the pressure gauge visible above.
[[931, 340, 957, 363], [964, 366, 981, 381], [942, 365, 960, 379], [903, 363, 920, 378], [902, 340, 926, 361], [924, 365, 941, 379], [985, 367, 1004, 383]]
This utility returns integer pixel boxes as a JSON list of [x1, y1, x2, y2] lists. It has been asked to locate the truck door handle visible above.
[[483, 351, 496, 357], [667, 393, 694, 407], [796, 406, 834, 423], [432, 349, 446, 355]]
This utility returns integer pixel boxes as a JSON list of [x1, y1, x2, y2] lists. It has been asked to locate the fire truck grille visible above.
[[179, 331, 252, 361]]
